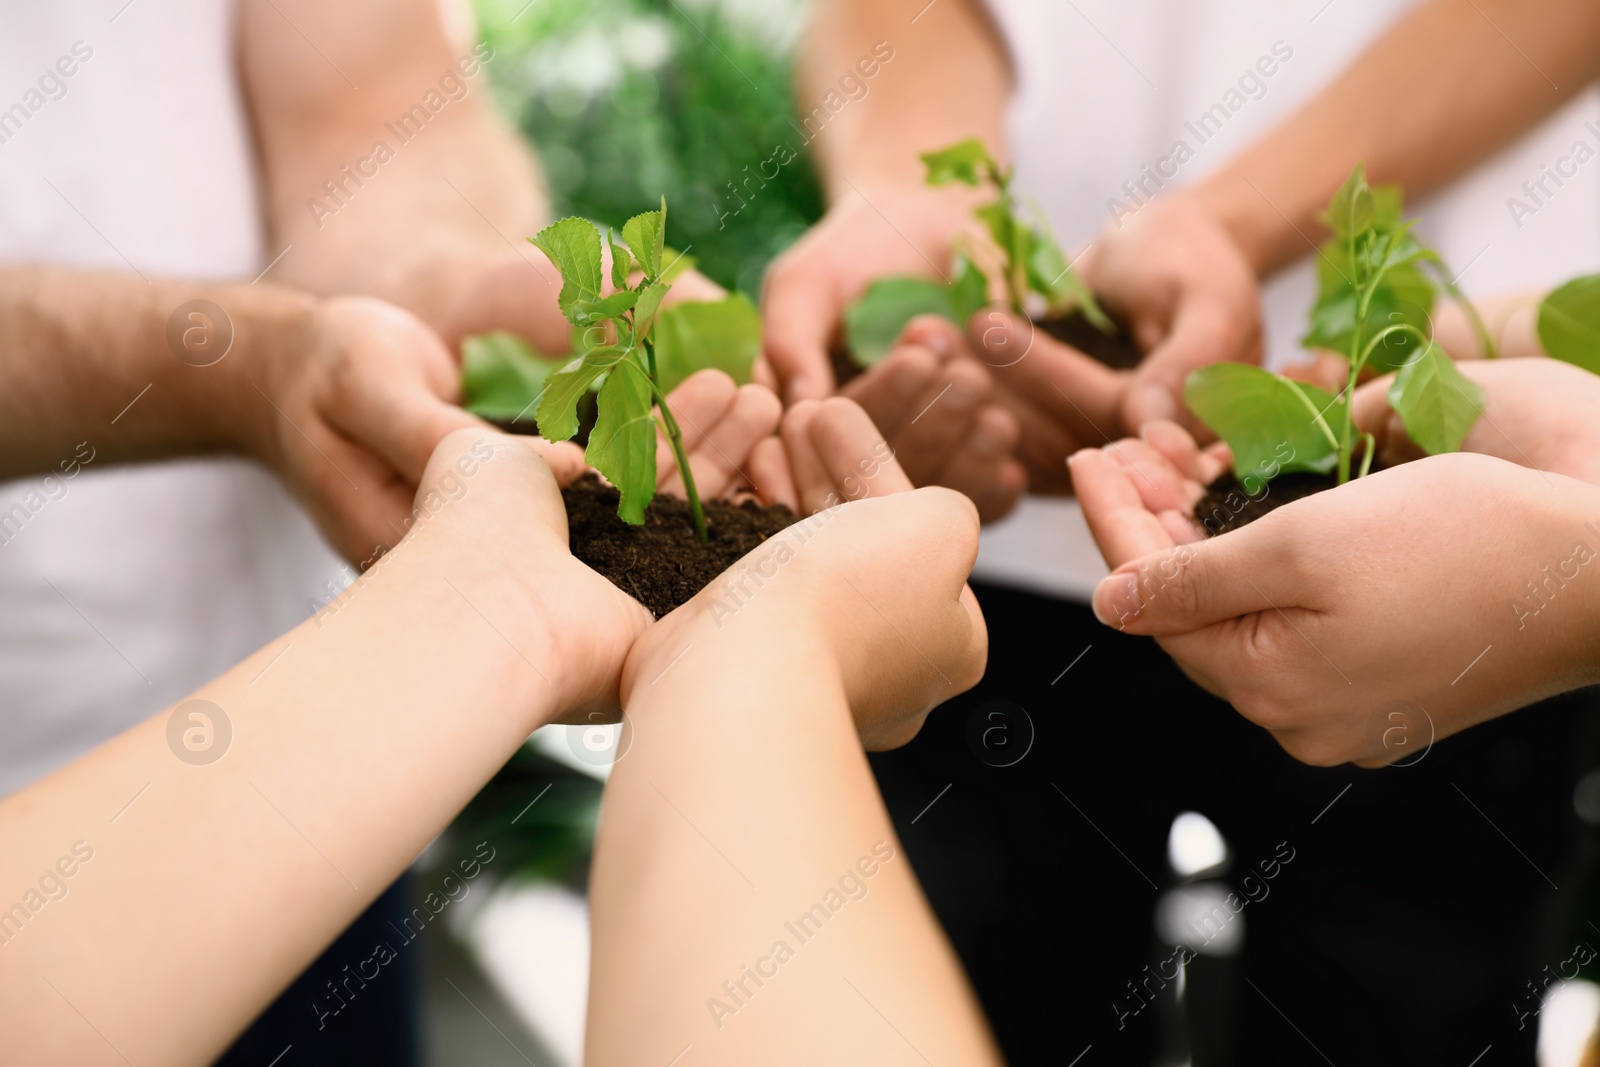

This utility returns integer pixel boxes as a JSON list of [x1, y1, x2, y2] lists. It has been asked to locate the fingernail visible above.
[[1129, 383, 1177, 426], [917, 328, 951, 358], [894, 368, 925, 399], [946, 386, 979, 413], [1092, 574, 1142, 628]]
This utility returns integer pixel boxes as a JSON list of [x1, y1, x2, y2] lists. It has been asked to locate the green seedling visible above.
[[1186, 163, 1492, 487], [843, 137, 1110, 367]]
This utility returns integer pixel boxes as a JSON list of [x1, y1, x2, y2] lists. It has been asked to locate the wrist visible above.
[[205, 284, 320, 469]]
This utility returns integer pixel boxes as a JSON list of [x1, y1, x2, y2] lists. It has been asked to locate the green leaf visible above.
[[573, 289, 639, 325], [535, 346, 627, 442], [621, 198, 666, 280], [974, 201, 1018, 267], [1302, 238, 1435, 369], [1025, 228, 1112, 331], [1387, 342, 1484, 455], [1320, 163, 1375, 240], [1370, 184, 1406, 232], [949, 256, 990, 324], [632, 282, 671, 342], [921, 138, 996, 187], [1185, 363, 1342, 482], [585, 356, 658, 525], [844, 276, 955, 367], [652, 294, 762, 394], [608, 232, 632, 289], [530, 218, 604, 324], [1538, 273, 1600, 374], [460, 332, 559, 422]]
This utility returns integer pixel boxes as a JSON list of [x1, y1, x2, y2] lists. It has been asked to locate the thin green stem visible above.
[[642, 339, 708, 545], [1338, 231, 1364, 485], [1358, 431, 1377, 479]]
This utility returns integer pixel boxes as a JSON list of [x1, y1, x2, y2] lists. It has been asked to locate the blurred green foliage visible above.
[[473, 0, 824, 298]]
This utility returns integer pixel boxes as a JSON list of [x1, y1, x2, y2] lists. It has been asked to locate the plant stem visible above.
[[1338, 230, 1363, 485], [643, 339, 708, 544]]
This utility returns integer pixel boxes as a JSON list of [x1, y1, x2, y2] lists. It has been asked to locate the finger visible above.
[[898, 314, 968, 361], [1282, 352, 1350, 393], [927, 404, 1026, 520], [1067, 447, 1178, 570], [526, 438, 587, 487], [330, 380, 483, 489], [747, 436, 800, 511], [661, 383, 783, 499], [1090, 522, 1293, 636], [973, 310, 1127, 442], [761, 263, 839, 403], [805, 396, 915, 510], [656, 369, 738, 473], [990, 380, 1086, 492], [1158, 508, 1207, 545], [840, 344, 941, 441], [1102, 437, 1202, 514], [1140, 419, 1227, 486], [1123, 297, 1261, 430], [779, 400, 835, 509], [1350, 375, 1424, 468], [880, 358, 992, 486]]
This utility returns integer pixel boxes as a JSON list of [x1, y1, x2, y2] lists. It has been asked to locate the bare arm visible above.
[[1198, 0, 1600, 274], [0, 432, 649, 1066]]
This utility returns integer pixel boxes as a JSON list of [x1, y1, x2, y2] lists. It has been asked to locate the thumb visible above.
[[761, 263, 839, 404], [1090, 524, 1286, 636], [1121, 298, 1261, 431], [1350, 374, 1424, 468]]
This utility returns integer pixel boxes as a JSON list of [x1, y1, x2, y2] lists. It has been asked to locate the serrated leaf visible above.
[[632, 282, 671, 342], [1185, 363, 1342, 482], [921, 137, 995, 187], [949, 256, 989, 324], [530, 218, 604, 324], [1538, 273, 1600, 373], [844, 276, 955, 367], [608, 232, 632, 289], [652, 294, 762, 394], [573, 289, 639, 325], [460, 332, 559, 422], [1321, 163, 1375, 240], [1387, 342, 1484, 455], [622, 199, 666, 280], [585, 356, 658, 525], [535, 346, 627, 442]]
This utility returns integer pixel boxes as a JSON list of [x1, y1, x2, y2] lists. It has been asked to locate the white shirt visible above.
[[0, 0, 342, 794], [973, 0, 1600, 599]]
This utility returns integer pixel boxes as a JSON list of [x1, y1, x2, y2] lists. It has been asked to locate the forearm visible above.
[[0, 267, 311, 478], [589, 626, 999, 1066], [800, 0, 1012, 200], [0, 498, 556, 1064], [1196, 0, 1600, 275]]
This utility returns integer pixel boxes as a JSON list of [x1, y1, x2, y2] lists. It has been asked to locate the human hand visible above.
[[761, 183, 980, 402], [626, 397, 987, 749], [964, 309, 1128, 494], [251, 295, 584, 565], [1078, 191, 1263, 431], [1069, 441, 1600, 767], [1354, 355, 1600, 485]]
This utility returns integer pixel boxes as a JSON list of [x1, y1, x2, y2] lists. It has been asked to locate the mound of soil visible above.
[[1036, 310, 1143, 370], [562, 474, 798, 618], [1193, 470, 1339, 537]]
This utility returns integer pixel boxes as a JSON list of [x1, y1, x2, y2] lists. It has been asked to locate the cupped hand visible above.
[[1069, 441, 1600, 767], [965, 309, 1128, 493], [627, 397, 988, 749], [761, 183, 981, 402], [257, 295, 583, 564], [1077, 191, 1264, 431], [1354, 356, 1600, 486]]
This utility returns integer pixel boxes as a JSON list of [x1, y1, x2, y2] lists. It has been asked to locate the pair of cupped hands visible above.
[[416, 369, 987, 753]]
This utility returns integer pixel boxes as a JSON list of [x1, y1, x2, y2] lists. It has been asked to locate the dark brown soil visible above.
[[561, 474, 798, 618], [1037, 310, 1144, 370], [830, 343, 865, 388], [1193, 470, 1337, 537]]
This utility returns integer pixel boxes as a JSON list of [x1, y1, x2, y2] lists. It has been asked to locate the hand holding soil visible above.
[[1068, 433, 1600, 767]]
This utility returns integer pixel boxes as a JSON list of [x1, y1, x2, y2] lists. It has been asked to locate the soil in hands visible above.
[[1036, 310, 1143, 370], [1193, 471, 1338, 537], [562, 474, 798, 618]]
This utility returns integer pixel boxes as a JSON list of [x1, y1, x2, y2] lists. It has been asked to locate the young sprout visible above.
[[1185, 163, 1490, 488], [531, 198, 710, 543]]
